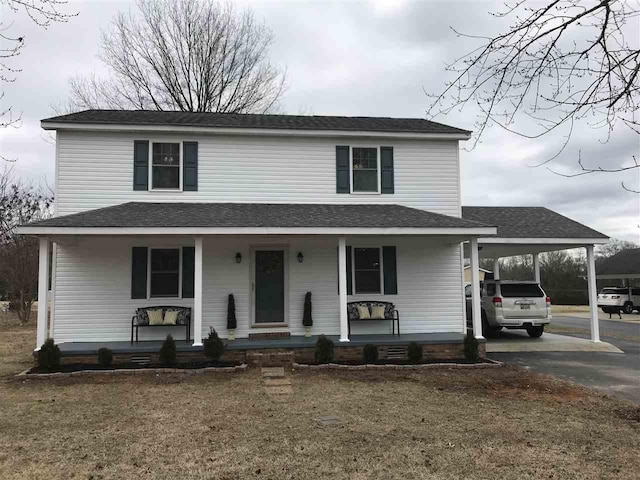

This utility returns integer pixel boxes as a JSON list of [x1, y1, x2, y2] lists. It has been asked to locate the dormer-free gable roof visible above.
[[41, 110, 471, 138]]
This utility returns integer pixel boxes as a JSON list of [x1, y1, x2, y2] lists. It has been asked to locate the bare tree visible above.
[[427, 0, 639, 191], [69, 0, 286, 114], [0, 167, 52, 323], [596, 237, 639, 258], [1, 0, 76, 135]]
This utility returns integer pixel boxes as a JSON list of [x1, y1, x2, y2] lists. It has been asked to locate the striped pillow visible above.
[[163, 310, 178, 325], [147, 309, 164, 326]]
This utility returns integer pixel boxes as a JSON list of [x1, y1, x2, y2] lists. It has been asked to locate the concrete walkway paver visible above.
[[261, 367, 292, 400]]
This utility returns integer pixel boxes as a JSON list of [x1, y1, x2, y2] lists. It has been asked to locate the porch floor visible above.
[[57, 333, 466, 356]]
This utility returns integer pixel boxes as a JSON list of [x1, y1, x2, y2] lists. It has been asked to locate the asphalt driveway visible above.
[[488, 316, 640, 404]]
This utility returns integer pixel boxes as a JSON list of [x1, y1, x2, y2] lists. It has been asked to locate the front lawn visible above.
[[0, 311, 639, 479]]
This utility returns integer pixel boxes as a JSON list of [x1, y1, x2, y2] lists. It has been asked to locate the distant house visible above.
[[597, 248, 640, 285]]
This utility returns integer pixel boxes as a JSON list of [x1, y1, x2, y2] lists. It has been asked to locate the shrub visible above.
[[203, 327, 225, 362], [227, 294, 237, 330], [464, 333, 480, 363], [97, 347, 113, 367], [303, 292, 313, 327], [159, 335, 177, 366], [314, 335, 334, 364], [37, 338, 61, 371], [362, 343, 378, 363], [407, 342, 423, 364]]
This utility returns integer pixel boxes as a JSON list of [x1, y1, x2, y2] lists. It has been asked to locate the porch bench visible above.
[[347, 301, 400, 336], [131, 306, 191, 343]]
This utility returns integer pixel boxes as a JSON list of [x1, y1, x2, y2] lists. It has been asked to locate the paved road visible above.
[[488, 316, 640, 404]]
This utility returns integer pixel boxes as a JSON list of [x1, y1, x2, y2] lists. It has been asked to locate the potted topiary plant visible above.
[[303, 291, 313, 337], [227, 294, 237, 340]]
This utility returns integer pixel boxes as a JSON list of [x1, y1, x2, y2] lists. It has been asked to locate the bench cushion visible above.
[[135, 306, 190, 326], [348, 301, 395, 320]]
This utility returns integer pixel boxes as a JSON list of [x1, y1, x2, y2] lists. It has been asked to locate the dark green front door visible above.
[[254, 250, 285, 324]]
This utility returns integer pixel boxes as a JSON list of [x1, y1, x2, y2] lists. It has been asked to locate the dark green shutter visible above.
[[131, 247, 148, 299], [346, 246, 353, 295], [382, 246, 397, 294], [381, 146, 394, 194], [183, 141, 198, 191], [336, 145, 350, 193], [182, 246, 195, 298], [133, 141, 149, 191]]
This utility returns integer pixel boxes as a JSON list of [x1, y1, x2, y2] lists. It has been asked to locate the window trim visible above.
[[149, 141, 183, 191], [147, 247, 183, 299], [351, 246, 384, 294], [349, 146, 381, 195]]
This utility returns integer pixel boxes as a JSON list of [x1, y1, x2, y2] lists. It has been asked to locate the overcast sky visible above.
[[1, 0, 638, 243]]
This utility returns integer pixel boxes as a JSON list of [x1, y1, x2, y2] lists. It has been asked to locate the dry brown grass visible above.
[[1, 312, 639, 479]]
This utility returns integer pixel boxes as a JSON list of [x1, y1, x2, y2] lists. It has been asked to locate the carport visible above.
[[462, 207, 609, 343]]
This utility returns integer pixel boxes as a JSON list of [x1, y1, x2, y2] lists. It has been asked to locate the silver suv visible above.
[[466, 280, 552, 337]]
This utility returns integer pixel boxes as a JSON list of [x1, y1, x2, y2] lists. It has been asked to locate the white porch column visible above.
[[35, 237, 50, 349], [192, 236, 204, 346], [469, 238, 483, 340], [338, 236, 349, 342], [493, 258, 500, 280], [533, 253, 541, 283], [586, 245, 600, 342]]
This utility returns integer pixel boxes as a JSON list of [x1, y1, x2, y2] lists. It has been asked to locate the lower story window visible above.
[[353, 247, 381, 293], [150, 248, 180, 297]]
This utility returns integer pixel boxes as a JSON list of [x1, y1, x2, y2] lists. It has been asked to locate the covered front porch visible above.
[[19, 202, 497, 351]]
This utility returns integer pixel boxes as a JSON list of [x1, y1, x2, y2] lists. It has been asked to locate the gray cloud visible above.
[[0, 0, 638, 243]]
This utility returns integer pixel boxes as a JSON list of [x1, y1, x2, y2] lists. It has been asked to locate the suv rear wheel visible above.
[[623, 302, 634, 314], [526, 325, 544, 338]]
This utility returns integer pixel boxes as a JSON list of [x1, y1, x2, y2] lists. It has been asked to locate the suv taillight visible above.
[[546, 297, 551, 306], [492, 297, 502, 307]]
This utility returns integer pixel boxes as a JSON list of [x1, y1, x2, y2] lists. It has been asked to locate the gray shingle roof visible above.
[[461, 206, 608, 239], [597, 248, 640, 276], [24, 202, 491, 229], [41, 110, 471, 135]]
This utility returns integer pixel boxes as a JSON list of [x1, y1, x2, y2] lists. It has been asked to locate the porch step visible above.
[[386, 346, 407, 360], [249, 332, 291, 340]]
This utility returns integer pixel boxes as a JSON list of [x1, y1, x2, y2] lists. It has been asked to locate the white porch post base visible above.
[[35, 237, 50, 350], [338, 236, 349, 342], [470, 238, 483, 340], [533, 253, 541, 283], [586, 245, 600, 343], [192, 237, 204, 346]]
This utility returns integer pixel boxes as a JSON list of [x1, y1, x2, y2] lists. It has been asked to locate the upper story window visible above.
[[151, 143, 181, 190], [351, 147, 379, 193]]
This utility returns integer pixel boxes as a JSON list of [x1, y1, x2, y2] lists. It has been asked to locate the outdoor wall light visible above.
[[297, 252, 304, 263], [235, 252, 242, 264]]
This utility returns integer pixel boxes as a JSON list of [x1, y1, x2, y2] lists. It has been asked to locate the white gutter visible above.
[[16, 226, 497, 236], [478, 237, 609, 244], [40, 121, 472, 140]]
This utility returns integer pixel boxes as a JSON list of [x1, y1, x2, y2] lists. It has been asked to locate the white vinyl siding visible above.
[[55, 131, 461, 217], [51, 236, 464, 342]]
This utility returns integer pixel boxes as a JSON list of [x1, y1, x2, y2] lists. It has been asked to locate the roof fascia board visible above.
[[40, 121, 471, 140], [17, 226, 497, 236], [596, 274, 640, 279], [478, 237, 609, 245]]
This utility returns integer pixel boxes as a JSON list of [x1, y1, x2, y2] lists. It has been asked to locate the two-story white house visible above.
[[19, 110, 608, 362]]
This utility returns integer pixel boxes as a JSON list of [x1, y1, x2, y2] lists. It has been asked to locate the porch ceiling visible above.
[[18, 202, 496, 237]]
